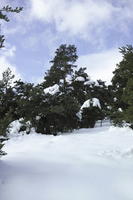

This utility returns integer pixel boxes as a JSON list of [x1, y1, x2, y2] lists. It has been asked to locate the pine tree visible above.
[[44, 44, 78, 87], [0, 68, 16, 136], [111, 45, 133, 126], [40, 44, 80, 134], [0, 5, 22, 155]]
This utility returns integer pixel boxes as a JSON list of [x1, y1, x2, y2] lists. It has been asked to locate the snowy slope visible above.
[[1, 126, 133, 200]]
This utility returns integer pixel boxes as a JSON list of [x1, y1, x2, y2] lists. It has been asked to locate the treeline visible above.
[[0, 44, 111, 138], [1, 43, 133, 142], [0, 45, 133, 141]]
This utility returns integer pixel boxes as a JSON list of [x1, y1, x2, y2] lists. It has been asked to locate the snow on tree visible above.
[[78, 98, 104, 128], [44, 84, 60, 95], [80, 98, 101, 110], [75, 76, 85, 82]]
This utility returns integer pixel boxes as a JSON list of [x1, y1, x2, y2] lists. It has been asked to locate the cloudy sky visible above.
[[0, 0, 133, 83]]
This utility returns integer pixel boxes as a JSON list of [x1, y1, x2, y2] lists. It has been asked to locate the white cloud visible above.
[[2, 45, 16, 57], [29, 0, 114, 38], [29, 0, 133, 40], [0, 46, 21, 80], [78, 48, 122, 83]]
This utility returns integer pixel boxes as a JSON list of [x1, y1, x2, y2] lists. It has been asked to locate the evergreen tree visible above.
[[121, 78, 133, 127], [44, 44, 78, 87], [40, 44, 80, 134], [111, 45, 133, 126], [0, 4, 22, 155], [0, 68, 16, 136]]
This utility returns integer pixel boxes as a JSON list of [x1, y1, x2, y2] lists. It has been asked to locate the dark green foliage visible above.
[[0, 110, 13, 136], [121, 79, 133, 127], [110, 110, 124, 127], [0, 136, 8, 156], [0, 43, 115, 138], [44, 44, 78, 87], [111, 45, 133, 126], [91, 80, 113, 119], [71, 67, 90, 105], [34, 92, 80, 135], [112, 45, 133, 108], [39, 44, 80, 134], [0, 142, 7, 156], [81, 105, 104, 128], [0, 35, 5, 49], [0, 68, 16, 136], [0, 4, 22, 156]]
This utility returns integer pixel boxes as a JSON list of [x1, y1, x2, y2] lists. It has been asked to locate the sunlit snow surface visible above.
[[1, 126, 133, 200]]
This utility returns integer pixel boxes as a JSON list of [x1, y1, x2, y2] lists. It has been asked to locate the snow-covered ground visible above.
[[1, 126, 133, 200]]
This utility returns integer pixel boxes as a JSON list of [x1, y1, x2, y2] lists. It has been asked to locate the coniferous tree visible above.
[[0, 5, 22, 155], [111, 45, 133, 126], [0, 68, 16, 136], [44, 44, 78, 87], [41, 44, 80, 134]]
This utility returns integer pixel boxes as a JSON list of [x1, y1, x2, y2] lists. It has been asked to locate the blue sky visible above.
[[0, 0, 133, 83]]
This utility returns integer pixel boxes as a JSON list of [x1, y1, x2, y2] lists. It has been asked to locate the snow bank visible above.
[[7, 119, 34, 137]]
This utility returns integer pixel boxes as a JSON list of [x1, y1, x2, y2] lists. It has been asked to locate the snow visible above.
[[118, 108, 123, 112], [65, 75, 72, 84], [84, 80, 95, 85], [7, 120, 22, 136], [36, 116, 41, 121], [75, 76, 85, 82], [114, 97, 117, 102], [44, 84, 59, 95], [1, 126, 133, 200], [81, 98, 101, 110]]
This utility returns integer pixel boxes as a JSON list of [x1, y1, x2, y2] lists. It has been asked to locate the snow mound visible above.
[[44, 84, 59, 95], [8, 120, 22, 136]]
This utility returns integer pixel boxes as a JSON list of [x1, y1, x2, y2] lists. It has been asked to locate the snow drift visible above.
[[1, 125, 133, 200]]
